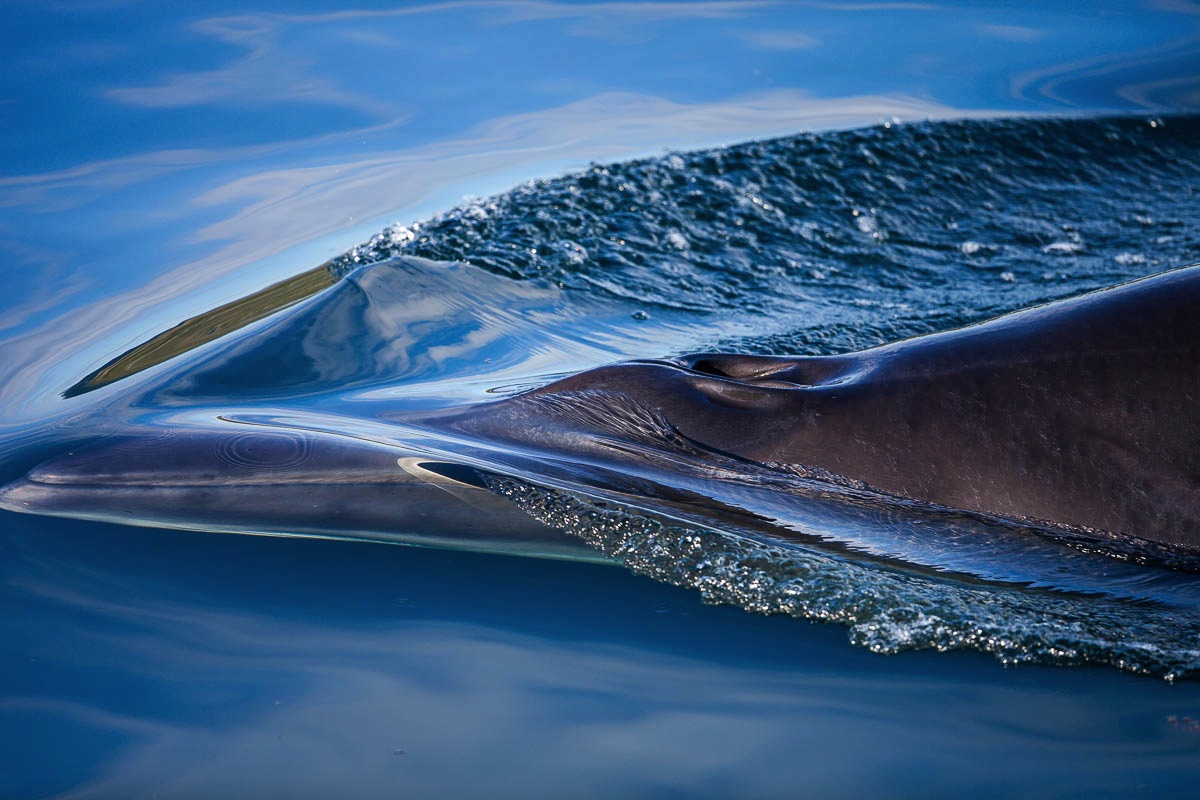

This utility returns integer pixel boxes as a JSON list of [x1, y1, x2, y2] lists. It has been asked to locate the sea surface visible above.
[[4, 3, 1200, 798]]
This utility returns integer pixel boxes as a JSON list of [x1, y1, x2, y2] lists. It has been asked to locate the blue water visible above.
[[4, 3, 1200, 798]]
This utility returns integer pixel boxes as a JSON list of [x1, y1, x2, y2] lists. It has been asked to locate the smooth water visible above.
[[5, 3, 1200, 798]]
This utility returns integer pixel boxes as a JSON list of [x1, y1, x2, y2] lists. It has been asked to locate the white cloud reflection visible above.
[[978, 23, 1045, 43], [0, 89, 1004, 419], [252, 0, 774, 27], [189, 90, 981, 248], [102, 1, 773, 112], [96, 0, 941, 117], [739, 29, 821, 50], [0, 118, 411, 212], [105, 15, 397, 115], [41, 624, 859, 799], [10, 564, 1192, 799], [1010, 32, 1200, 106]]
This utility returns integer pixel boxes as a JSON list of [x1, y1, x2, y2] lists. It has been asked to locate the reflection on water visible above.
[[5, 3, 1200, 797], [3, 1, 1200, 421], [0, 90, 987, 422], [5, 514, 1200, 800], [66, 265, 337, 396], [7, 115, 1200, 678]]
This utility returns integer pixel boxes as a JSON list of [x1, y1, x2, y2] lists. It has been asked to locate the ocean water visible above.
[[4, 3, 1200, 799]]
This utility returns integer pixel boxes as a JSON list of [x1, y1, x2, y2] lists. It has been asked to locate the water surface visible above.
[[4, 3, 1200, 798]]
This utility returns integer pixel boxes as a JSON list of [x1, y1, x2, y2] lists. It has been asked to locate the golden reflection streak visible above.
[[64, 264, 336, 397]]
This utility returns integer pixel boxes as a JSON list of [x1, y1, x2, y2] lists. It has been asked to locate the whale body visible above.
[[2, 262, 1199, 554], [418, 263, 1200, 551]]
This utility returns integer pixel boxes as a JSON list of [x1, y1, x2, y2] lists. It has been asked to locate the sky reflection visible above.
[[0, 88, 985, 425], [4, 4, 1200, 796], [5, 514, 1200, 799], [3, 1, 1199, 425]]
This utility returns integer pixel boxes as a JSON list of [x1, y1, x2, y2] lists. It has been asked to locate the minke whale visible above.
[[0, 424, 599, 560], [405, 262, 1200, 552], [2, 263, 1199, 554]]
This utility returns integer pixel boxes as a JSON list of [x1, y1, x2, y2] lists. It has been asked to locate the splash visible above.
[[488, 476, 1200, 680]]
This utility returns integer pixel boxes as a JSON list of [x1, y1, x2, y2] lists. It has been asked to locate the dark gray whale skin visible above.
[[476, 264, 1199, 550], [0, 427, 594, 560], [2, 265, 1198, 554]]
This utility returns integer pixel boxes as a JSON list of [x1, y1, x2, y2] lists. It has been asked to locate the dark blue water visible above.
[[5, 3, 1200, 798]]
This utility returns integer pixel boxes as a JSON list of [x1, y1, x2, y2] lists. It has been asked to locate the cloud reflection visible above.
[[6, 0, 1196, 425], [739, 30, 821, 50], [103, 2, 774, 111], [189, 89, 982, 248], [1010, 33, 1200, 106], [106, 15, 399, 116], [0, 89, 993, 420], [978, 23, 1045, 43], [0, 118, 411, 212], [7, 533, 1198, 799]]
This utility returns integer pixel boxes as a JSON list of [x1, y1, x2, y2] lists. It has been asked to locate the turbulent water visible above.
[[17, 115, 1200, 678], [338, 114, 1200, 353]]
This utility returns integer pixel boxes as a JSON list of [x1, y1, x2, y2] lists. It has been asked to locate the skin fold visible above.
[[3, 265, 1198, 554], [460, 265, 1200, 549]]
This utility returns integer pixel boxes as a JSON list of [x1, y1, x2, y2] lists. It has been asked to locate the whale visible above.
[[2, 262, 1199, 555], [416, 263, 1200, 552], [0, 423, 602, 560]]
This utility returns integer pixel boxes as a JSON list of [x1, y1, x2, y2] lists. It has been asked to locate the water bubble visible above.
[[487, 478, 1200, 679], [854, 213, 877, 234], [558, 240, 588, 265], [386, 224, 415, 246], [1043, 240, 1083, 255]]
